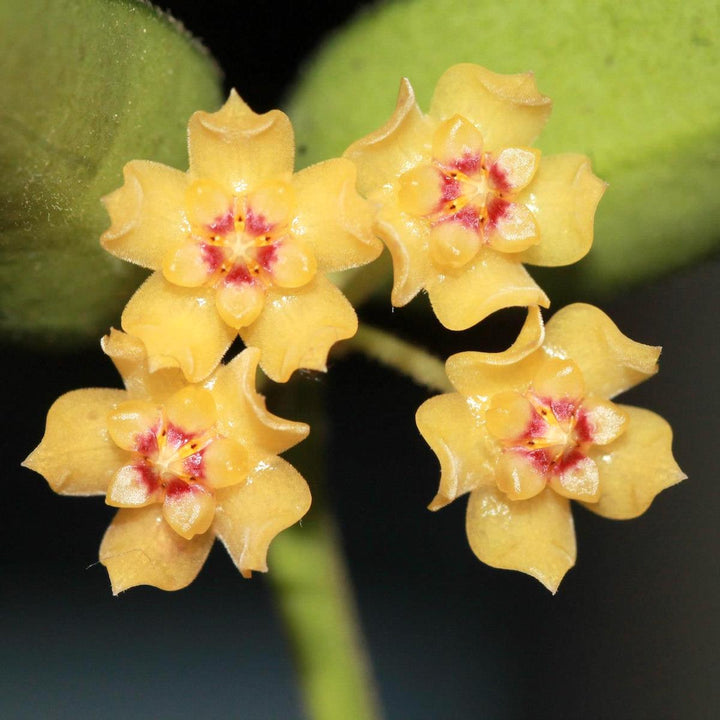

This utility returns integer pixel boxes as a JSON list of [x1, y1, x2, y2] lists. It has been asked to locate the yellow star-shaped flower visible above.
[[23, 330, 311, 593], [102, 91, 382, 383], [345, 64, 606, 330], [416, 305, 685, 592]]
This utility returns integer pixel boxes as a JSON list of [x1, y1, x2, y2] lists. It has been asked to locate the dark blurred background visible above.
[[3, 1, 718, 718]]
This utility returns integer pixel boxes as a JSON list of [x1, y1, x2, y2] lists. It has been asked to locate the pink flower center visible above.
[[485, 358, 628, 502], [397, 115, 541, 269], [106, 387, 249, 538]]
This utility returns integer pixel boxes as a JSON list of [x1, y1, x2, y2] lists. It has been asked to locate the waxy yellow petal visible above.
[[162, 241, 216, 288], [101, 329, 186, 405], [490, 147, 540, 193], [516, 155, 606, 267], [344, 78, 433, 197], [466, 487, 576, 593], [214, 457, 311, 577], [209, 348, 309, 461], [23, 388, 128, 496], [375, 200, 434, 307], [430, 64, 552, 150], [184, 178, 233, 229], [446, 306, 545, 399], [544, 304, 660, 398], [427, 247, 549, 331], [121, 272, 236, 383], [240, 276, 358, 383], [271, 239, 317, 289], [486, 392, 535, 443], [416, 393, 498, 510], [398, 164, 443, 217], [586, 406, 685, 519], [100, 505, 213, 594], [292, 158, 381, 273], [101, 160, 189, 270], [582, 396, 628, 446], [245, 179, 296, 229], [188, 90, 294, 192]]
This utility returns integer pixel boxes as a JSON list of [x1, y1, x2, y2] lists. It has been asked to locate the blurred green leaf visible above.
[[0, 0, 223, 345], [289, 0, 720, 298]]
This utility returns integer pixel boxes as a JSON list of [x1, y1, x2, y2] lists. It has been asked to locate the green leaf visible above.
[[288, 0, 720, 298], [0, 0, 223, 345]]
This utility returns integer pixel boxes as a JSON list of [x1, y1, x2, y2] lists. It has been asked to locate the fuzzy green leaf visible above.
[[0, 0, 223, 344]]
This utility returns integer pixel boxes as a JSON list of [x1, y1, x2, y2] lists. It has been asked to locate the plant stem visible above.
[[267, 380, 383, 720], [345, 322, 453, 393]]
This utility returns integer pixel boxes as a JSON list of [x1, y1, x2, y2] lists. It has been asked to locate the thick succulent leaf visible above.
[[0, 0, 222, 344], [288, 0, 720, 296]]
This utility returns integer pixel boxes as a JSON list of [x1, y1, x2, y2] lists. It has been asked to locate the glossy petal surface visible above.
[[101, 90, 378, 382], [209, 348, 309, 461], [375, 200, 434, 306], [446, 306, 545, 399], [106, 464, 158, 507], [466, 487, 575, 593], [427, 248, 549, 331], [344, 78, 432, 197], [240, 276, 358, 382], [344, 64, 602, 330], [23, 389, 128, 495], [100, 506, 213, 593], [543, 303, 660, 398], [101, 160, 188, 270], [587, 406, 686, 519], [163, 484, 216, 540], [516, 155, 606, 267], [121, 272, 235, 383], [419, 303, 683, 591], [430, 64, 552, 150], [26, 336, 311, 593], [188, 90, 294, 192], [214, 457, 311, 576], [101, 329, 186, 404], [292, 158, 381, 273], [416, 393, 497, 510]]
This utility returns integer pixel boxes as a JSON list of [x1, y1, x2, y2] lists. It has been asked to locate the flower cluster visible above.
[[24, 64, 684, 593], [24, 91, 381, 592]]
